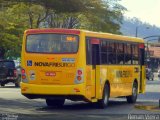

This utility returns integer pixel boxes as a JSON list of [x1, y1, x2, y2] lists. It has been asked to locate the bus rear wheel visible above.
[[126, 82, 138, 103], [97, 83, 109, 108], [46, 99, 65, 107]]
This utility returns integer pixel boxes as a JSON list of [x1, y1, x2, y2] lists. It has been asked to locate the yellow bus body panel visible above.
[[21, 29, 146, 102], [21, 82, 85, 95], [95, 65, 141, 99]]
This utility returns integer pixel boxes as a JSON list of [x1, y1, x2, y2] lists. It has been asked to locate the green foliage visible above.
[[0, 0, 125, 59], [0, 3, 26, 59], [82, 0, 126, 33], [17, 0, 87, 13]]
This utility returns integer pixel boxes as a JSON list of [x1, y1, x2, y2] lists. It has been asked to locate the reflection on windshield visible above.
[[0, 61, 15, 68]]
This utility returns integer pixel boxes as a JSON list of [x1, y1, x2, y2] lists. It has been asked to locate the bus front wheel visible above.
[[46, 99, 65, 107], [97, 83, 109, 108], [126, 82, 138, 103]]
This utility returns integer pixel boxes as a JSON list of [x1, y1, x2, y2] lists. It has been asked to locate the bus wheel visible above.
[[46, 99, 65, 107], [97, 84, 109, 108], [126, 82, 138, 103]]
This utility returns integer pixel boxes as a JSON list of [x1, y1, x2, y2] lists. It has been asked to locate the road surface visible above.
[[0, 80, 160, 120]]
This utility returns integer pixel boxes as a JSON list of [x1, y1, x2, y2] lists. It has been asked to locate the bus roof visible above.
[[82, 30, 144, 43], [25, 28, 144, 43], [25, 28, 80, 35]]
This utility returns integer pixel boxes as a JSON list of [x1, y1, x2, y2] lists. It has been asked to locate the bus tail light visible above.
[[21, 69, 25, 74], [21, 68, 28, 83], [74, 69, 83, 84], [77, 76, 82, 81], [78, 70, 82, 75]]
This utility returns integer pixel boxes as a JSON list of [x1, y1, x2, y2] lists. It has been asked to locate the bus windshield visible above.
[[26, 34, 79, 53]]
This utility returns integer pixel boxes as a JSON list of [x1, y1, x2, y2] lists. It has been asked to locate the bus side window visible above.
[[108, 42, 116, 64], [132, 44, 139, 64], [100, 40, 108, 64], [117, 43, 124, 64], [124, 43, 132, 64]]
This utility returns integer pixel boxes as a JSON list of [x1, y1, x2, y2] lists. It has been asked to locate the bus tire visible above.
[[46, 99, 65, 107], [126, 82, 138, 103], [97, 83, 109, 108]]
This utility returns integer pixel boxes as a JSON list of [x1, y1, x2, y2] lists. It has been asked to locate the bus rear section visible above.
[[21, 29, 87, 106]]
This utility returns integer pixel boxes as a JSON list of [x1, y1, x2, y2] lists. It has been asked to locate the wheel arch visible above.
[[133, 78, 138, 92], [133, 79, 138, 86]]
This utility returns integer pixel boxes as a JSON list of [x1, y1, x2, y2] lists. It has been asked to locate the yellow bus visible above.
[[21, 28, 146, 108]]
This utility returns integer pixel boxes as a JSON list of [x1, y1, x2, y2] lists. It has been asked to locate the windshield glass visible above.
[[0, 61, 15, 68], [26, 34, 79, 53]]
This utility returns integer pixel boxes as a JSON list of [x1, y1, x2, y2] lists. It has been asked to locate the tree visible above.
[[9, 0, 125, 33], [0, 0, 125, 59], [0, 0, 125, 32], [0, 3, 27, 59]]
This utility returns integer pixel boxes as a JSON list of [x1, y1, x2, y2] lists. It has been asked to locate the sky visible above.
[[119, 0, 160, 27]]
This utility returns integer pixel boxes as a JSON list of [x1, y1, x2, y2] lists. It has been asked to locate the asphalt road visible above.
[[0, 79, 160, 120]]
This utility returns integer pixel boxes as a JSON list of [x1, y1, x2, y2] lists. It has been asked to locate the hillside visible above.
[[120, 17, 160, 41]]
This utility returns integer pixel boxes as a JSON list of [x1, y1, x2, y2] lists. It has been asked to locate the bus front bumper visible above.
[[21, 82, 85, 99]]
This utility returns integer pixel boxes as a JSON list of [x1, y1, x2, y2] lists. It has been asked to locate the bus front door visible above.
[[91, 42, 101, 99]]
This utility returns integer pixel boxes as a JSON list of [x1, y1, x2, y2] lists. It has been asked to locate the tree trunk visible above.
[[0, 47, 5, 59]]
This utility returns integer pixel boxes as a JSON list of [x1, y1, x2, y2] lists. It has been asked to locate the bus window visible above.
[[86, 37, 100, 65], [108, 42, 116, 64], [124, 43, 132, 64], [26, 34, 79, 54], [132, 44, 139, 64], [101, 40, 108, 64], [117, 43, 124, 64]]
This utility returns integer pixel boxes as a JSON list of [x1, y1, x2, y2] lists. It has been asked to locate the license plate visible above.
[[45, 72, 56, 76]]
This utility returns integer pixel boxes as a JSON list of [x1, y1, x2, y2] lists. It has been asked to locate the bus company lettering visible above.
[[116, 70, 132, 78], [34, 62, 75, 67]]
